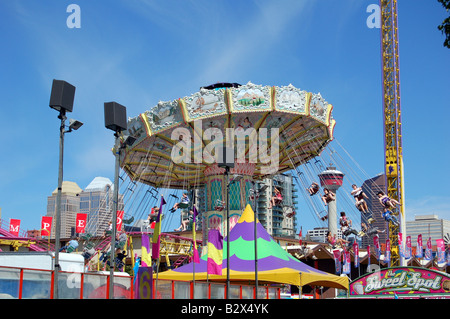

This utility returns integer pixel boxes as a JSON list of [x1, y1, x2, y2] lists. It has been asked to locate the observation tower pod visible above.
[[318, 166, 344, 236]]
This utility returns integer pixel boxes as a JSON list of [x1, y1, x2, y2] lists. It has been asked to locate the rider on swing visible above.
[[169, 192, 190, 213], [268, 187, 283, 209]]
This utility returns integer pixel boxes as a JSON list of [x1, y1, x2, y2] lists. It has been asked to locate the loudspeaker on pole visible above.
[[49, 79, 76, 113], [104, 101, 127, 132]]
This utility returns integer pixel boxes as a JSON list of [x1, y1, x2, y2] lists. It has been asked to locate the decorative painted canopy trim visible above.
[[119, 82, 336, 189]]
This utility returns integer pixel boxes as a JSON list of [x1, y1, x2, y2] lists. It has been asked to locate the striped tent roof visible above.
[[156, 204, 348, 290]]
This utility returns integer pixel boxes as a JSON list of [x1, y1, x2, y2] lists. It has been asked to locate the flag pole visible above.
[[192, 194, 196, 298], [193, 249, 195, 298], [152, 195, 166, 299], [155, 257, 160, 297], [252, 181, 259, 299]]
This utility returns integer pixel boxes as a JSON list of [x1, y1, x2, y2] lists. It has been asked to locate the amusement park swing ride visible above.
[[76, 0, 407, 272], [0, 1, 407, 281]]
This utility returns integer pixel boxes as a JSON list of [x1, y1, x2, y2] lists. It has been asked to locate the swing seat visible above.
[[123, 216, 134, 224], [80, 233, 92, 241], [248, 189, 259, 201], [186, 220, 194, 231], [115, 240, 127, 250], [215, 200, 225, 211], [286, 210, 295, 218], [178, 202, 189, 209], [66, 246, 75, 253]]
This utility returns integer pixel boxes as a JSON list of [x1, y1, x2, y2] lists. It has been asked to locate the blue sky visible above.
[[0, 0, 448, 234]]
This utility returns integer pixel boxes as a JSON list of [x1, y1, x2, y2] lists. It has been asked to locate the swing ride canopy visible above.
[[155, 205, 349, 290], [119, 82, 336, 188]]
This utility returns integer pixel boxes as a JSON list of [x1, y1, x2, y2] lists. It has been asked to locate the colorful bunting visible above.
[[385, 240, 391, 266], [41, 216, 53, 237], [416, 234, 423, 259], [424, 237, 432, 260], [192, 206, 200, 263], [373, 236, 381, 261], [332, 249, 341, 275], [405, 236, 412, 259], [152, 196, 166, 260], [76, 213, 87, 233], [207, 229, 223, 275], [141, 234, 151, 267], [436, 239, 446, 264], [398, 232, 404, 258], [353, 242, 359, 268], [9, 219, 20, 236]]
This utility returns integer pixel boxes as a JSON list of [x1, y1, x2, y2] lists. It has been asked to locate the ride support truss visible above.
[[380, 0, 405, 267]]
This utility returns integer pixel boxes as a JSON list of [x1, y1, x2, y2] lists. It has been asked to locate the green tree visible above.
[[437, 0, 450, 48]]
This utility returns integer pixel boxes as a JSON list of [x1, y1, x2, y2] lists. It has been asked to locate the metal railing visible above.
[[0, 265, 280, 299], [0, 265, 133, 299]]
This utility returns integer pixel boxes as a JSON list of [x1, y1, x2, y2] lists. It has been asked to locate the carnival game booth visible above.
[[349, 266, 450, 299], [155, 205, 348, 298]]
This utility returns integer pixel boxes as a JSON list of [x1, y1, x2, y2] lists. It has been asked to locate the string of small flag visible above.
[[332, 232, 450, 275]]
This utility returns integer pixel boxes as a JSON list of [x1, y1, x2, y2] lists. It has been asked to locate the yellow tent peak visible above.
[[238, 204, 258, 224]]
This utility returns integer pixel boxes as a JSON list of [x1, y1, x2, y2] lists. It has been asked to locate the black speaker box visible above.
[[49, 79, 76, 113], [104, 101, 127, 132]]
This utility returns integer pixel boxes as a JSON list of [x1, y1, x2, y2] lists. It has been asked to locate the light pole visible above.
[[223, 172, 243, 298], [251, 181, 259, 299], [49, 79, 82, 299], [225, 166, 231, 298], [218, 146, 235, 299], [250, 181, 267, 299], [104, 101, 131, 299]]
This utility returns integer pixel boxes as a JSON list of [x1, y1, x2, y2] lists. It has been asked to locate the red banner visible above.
[[332, 249, 341, 274], [385, 240, 391, 265], [41, 216, 53, 236], [76, 213, 88, 233], [353, 242, 359, 267], [405, 236, 412, 259], [9, 219, 21, 236], [436, 239, 446, 263], [116, 210, 124, 231], [416, 234, 423, 258], [373, 236, 381, 260], [398, 232, 404, 257]]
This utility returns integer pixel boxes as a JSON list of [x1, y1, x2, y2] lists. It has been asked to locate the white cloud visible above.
[[196, 1, 313, 82], [122, 0, 313, 83]]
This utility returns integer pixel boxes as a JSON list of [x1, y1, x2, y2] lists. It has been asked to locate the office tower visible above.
[[361, 173, 388, 246], [46, 181, 82, 238], [306, 227, 344, 243], [406, 215, 450, 246], [81, 177, 124, 236]]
